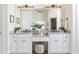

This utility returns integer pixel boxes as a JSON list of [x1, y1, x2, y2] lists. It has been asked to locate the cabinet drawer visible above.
[[14, 34, 31, 39], [31, 37, 49, 41]]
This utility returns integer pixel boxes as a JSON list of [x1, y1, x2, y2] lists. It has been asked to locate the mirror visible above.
[[20, 9, 48, 30], [13, 4, 73, 33], [19, 8, 62, 32]]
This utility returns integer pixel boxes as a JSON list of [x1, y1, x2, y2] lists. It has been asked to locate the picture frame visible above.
[[10, 15, 14, 23]]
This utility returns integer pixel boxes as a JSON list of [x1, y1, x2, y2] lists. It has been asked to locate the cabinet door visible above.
[[63, 38, 70, 53], [17, 38, 32, 54], [50, 37, 64, 53], [50, 37, 58, 53], [56, 37, 64, 53], [10, 38, 17, 53]]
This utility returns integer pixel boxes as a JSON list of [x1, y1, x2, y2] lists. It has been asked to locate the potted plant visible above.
[[31, 23, 44, 35], [59, 27, 66, 32], [31, 23, 44, 30], [14, 27, 21, 33]]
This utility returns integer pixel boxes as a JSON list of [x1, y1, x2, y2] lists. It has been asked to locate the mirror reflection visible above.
[[14, 4, 72, 33]]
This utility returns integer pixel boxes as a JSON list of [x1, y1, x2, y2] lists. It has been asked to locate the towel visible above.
[[35, 44, 44, 54]]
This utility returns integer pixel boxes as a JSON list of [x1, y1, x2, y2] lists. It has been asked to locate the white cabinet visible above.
[[63, 34, 70, 53], [50, 37, 64, 53], [50, 33, 70, 54], [50, 37, 58, 53], [17, 38, 32, 54], [63, 39, 70, 53], [10, 34, 17, 53], [10, 33, 70, 54], [31, 37, 49, 41], [55, 37, 64, 53], [10, 34, 32, 54]]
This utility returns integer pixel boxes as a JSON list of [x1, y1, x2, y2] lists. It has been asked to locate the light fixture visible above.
[[16, 4, 25, 8], [16, 4, 33, 8], [16, 4, 62, 8], [45, 4, 62, 8]]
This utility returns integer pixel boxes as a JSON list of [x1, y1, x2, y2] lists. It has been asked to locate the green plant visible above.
[[36, 24, 44, 29], [32, 27, 36, 31], [31, 23, 44, 30], [14, 27, 21, 33], [59, 27, 66, 32]]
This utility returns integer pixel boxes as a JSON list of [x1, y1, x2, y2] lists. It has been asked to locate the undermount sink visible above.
[[31, 34, 49, 38], [32, 30, 49, 37]]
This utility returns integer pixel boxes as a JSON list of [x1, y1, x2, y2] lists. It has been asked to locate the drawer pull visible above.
[[39, 39, 41, 40], [54, 40, 58, 42], [22, 40, 26, 42], [64, 40, 66, 41]]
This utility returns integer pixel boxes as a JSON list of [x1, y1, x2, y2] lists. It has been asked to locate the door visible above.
[[50, 37, 64, 53], [10, 34, 18, 53], [10, 38, 17, 53], [56, 37, 63, 53], [50, 37, 58, 53], [63, 38, 70, 53], [17, 38, 32, 54]]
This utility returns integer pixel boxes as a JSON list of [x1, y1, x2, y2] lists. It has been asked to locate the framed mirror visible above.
[[10, 15, 14, 23]]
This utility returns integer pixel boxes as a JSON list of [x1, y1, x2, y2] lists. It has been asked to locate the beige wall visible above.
[[8, 4, 16, 32], [0, 4, 3, 53], [62, 4, 72, 31], [62, 4, 72, 20], [0, 4, 8, 54]]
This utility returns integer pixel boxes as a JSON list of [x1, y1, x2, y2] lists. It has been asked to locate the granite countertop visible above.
[[10, 32, 32, 34], [10, 32, 70, 36], [10, 31, 70, 34]]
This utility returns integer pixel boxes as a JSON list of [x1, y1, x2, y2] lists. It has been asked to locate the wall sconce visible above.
[[16, 4, 25, 8], [45, 4, 62, 8], [16, 4, 33, 8]]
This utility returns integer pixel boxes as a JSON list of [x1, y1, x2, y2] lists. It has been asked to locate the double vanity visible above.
[[10, 32, 71, 54], [9, 4, 72, 54]]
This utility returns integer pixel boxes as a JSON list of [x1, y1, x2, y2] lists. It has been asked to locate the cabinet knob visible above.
[[39, 39, 41, 41], [54, 40, 58, 42], [22, 40, 26, 42], [64, 40, 66, 42]]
